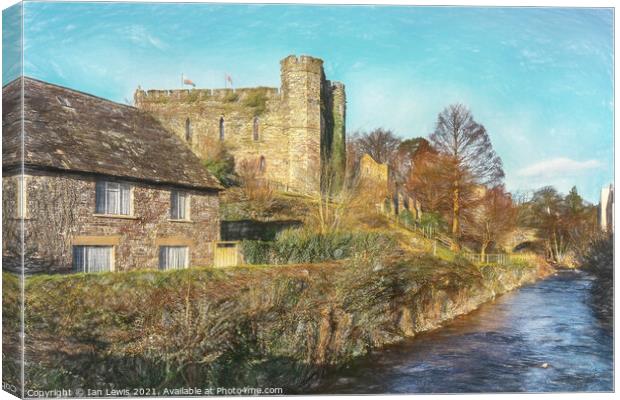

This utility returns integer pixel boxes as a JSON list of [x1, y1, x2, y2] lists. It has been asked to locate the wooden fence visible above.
[[460, 252, 536, 265], [388, 212, 536, 266]]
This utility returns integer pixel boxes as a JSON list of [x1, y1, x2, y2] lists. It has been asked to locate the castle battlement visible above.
[[135, 86, 281, 104], [280, 54, 324, 66]]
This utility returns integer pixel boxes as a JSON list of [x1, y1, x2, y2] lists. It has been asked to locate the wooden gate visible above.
[[213, 241, 241, 268]]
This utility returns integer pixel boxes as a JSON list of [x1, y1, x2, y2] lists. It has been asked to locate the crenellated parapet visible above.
[[134, 87, 280, 106]]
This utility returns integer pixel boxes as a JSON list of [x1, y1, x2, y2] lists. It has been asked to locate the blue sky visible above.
[[3, 3, 613, 202]]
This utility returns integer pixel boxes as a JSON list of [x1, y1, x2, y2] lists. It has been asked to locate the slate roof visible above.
[[2, 77, 222, 191]]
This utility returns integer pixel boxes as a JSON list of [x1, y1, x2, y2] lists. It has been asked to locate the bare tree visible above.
[[354, 128, 401, 165], [345, 132, 363, 183], [237, 158, 275, 219], [405, 151, 451, 214], [467, 185, 517, 257], [430, 104, 504, 249]]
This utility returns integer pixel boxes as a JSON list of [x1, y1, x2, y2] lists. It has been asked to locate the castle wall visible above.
[[134, 55, 346, 195], [135, 87, 290, 190]]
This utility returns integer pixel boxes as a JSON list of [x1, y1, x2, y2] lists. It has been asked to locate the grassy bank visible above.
[[3, 251, 545, 393]]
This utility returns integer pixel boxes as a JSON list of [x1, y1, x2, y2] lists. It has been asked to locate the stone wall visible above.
[[220, 219, 302, 241], [2, 171, 220, 273], [134, 55, 346, 194]]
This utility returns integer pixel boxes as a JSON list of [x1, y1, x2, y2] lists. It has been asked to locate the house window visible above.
[[219, 117, 225, 140], [73, 246, 113, 273], [185, 118, 192, 142], [253, 117, 259, 141], [159, 246, 189, 270], [96, 181, 132, 215], [170, 191, 190, 220], [259, 156, 266, 173]]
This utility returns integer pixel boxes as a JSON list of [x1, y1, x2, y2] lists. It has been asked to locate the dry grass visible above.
[[3, 249, 542, 392]]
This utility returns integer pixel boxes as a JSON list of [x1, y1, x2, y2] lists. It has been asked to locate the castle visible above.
[[134, 55, 346, 194]]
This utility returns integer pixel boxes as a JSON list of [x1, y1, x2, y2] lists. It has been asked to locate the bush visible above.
[[241, 230, 397, 265], [223, 91, 239, 102], [419, 211, 444, 231], [242, 89, 268, 116], [399, 210, 415, 227], [579, 233, 613, 327], [204, 158, 235, 186]]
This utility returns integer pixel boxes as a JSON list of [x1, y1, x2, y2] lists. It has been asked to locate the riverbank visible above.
[[3, 254, 550, 393], [314, 269, 612, 393]]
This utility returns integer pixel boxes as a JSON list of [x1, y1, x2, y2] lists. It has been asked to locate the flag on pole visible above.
[[181, 73, 196, 88], [225, 74, 233, 88]]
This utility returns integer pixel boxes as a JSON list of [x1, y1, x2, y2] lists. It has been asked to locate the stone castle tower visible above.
[[134, 55, 346, 194]]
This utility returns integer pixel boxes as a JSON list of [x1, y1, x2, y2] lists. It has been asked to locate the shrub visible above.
[[419, 211, 444, 231], [242, 89, 268, 116], [202, 141, 236, 186], [186, 90, 201, 103], [223, 91, 239, 102], [579, 233, 613, 326], [240, 240, 272, 264], [204, 158, 236, 186], [241, 230, 397, 265], [398, 209, 415, 227]]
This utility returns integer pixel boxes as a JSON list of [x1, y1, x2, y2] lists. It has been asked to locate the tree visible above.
[[237, 158, 275, 219], [520, 186, 599, 265], [405, 151, 451, 214], [520, 186, 568, 263], [563, 186, 599, 259], [309, 157, 363, 234], [429, 104, 504, 249], [345, 131, 363, 185], [354, 128, 401, 165], [468, 185, 517, 257], [392, 137, 434, 183]]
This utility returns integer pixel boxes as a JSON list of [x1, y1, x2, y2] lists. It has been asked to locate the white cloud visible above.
[[517, 157, 603, 178], [120, 25, 167, 50]]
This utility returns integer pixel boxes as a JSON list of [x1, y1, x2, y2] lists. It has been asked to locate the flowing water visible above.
[[315, 270, 613, 393]]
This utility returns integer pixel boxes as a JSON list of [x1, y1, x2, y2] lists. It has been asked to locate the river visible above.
[[315, 270, 613, 393]]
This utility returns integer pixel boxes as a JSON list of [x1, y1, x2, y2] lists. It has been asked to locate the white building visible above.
[[600, 184, 614, 233]]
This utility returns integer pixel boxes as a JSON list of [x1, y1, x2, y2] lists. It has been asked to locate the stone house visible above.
[[134, 55, 346, 194], [2, 77, 223, 274]]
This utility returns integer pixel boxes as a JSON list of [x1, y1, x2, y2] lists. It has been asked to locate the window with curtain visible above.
[[159, 246, 189, 270], [170, 191, 189, 220], [73, 246, 113, 273], [96, 181, 132, 215]]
